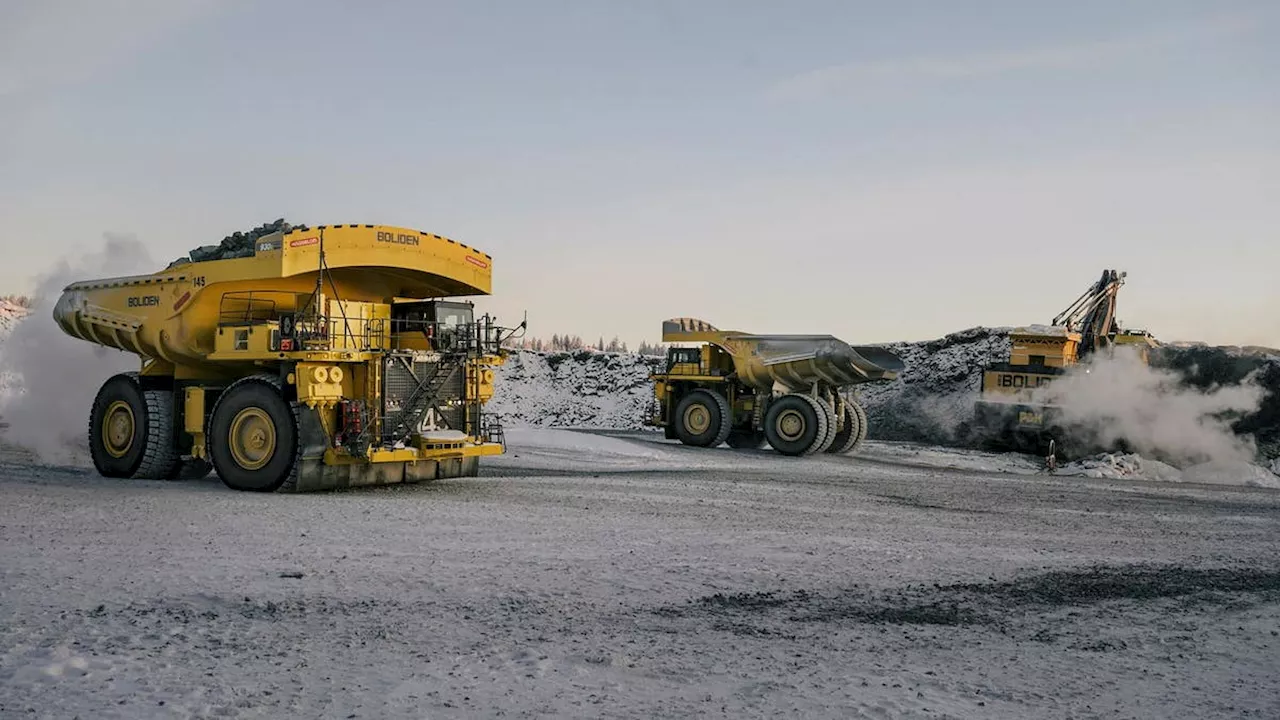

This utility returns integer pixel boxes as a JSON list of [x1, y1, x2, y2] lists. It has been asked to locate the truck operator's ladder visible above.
[[382, 359, 462, 443]]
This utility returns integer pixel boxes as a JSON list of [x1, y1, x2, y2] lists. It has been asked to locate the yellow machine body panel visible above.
[[986, 326, 1161, 405], [979, 367, 1059, 403], [1006, 326, 1082, 368], [1112, 331, 1160, 363]]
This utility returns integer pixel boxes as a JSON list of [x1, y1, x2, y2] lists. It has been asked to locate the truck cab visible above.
[[391, 300, 476, 352]]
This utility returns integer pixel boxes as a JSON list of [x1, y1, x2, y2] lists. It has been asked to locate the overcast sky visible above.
[[2, 0, 1276, 348]]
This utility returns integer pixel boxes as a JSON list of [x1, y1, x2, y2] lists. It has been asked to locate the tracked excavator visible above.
[[648, 318, 905, 456], [965, 269, 1159, 459], [53, 223, 525, 493]]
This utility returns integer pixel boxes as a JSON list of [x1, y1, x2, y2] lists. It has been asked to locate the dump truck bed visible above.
[[53, 224, 494, 370], [742, 334, 905, 388], [660, 318, 904, 392]]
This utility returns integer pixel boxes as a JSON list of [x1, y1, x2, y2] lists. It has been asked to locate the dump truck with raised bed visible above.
[[648, 318, 905, 456], [963, 268, 1159, 459], [53, 223, 525, 493]]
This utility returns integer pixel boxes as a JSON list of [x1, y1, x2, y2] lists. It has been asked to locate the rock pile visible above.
[[167, 218, 307, 268], [487, 349, 663, 428], [855, 326, 1012, 445]]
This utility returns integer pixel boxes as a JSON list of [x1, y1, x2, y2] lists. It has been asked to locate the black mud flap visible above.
[[291, 405, 410, 492], [294, 458, 414, 492], [289, 405, 482, 491]]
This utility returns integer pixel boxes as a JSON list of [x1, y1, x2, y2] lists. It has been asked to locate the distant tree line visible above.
[[503, 334, 670, 356]]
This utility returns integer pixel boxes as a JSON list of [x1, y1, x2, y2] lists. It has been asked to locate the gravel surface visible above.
[[1, 431, 1278, 719]]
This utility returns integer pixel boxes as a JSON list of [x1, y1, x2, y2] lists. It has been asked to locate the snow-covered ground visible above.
[[506, 427, 1280, 489], [2, 430, 1278, 719], [499, 427, 1048, 476]]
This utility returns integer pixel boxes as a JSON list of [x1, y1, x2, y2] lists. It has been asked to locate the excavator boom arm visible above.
[[1051, 269, 1126, 357]]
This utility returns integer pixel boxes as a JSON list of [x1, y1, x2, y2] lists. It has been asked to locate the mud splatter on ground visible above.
[[659, 564, 1280, 632]]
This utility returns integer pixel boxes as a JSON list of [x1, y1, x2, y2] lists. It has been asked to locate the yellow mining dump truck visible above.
[[53, 223, 525, 493], [648, 318, 905, 456], [966, 269, 1159, 457]]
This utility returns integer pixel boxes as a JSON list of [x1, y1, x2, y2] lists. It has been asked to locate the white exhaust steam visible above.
[[1031, 346, 1267, 467], [0, 234, 157, 466]]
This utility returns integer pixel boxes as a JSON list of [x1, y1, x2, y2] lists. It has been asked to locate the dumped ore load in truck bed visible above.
[[167, 218, 310, 267]]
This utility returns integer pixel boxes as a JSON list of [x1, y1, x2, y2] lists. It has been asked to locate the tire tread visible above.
[[851, 399, 868, 451], [134, 387, 182, 479], [795, 394, 831, 455]]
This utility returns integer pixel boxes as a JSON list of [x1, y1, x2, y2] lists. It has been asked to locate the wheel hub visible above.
[[683, 404, 711, 434], [102, 400, 135, 458], [228, 407, 276, 471], [777, 409, 805, 441]]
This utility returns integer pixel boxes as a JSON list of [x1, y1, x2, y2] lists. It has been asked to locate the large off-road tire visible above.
[[725, 429, 767, 449], [851, 399, 868, 448], [673, 389, 732, 448], [813, 397, 838, 453], [826, 403, 865, 455], [88, 372, 182, 480], [208, 374, 300, 492], [764, 393, 828, 456]]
